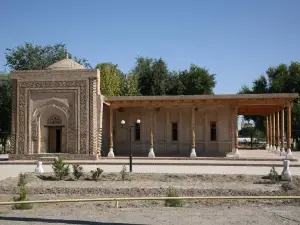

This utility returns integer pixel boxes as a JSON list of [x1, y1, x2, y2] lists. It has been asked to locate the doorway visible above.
[[48, 127, 62, 153]]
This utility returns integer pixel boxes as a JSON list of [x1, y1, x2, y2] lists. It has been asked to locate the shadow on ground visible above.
[[0, 216, 145, 225]]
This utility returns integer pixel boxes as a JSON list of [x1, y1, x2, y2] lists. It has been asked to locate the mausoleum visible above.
[[9, 55, 298, 160]]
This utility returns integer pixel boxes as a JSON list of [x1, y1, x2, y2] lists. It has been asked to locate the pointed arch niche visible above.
[[30, 98, 74, 154]]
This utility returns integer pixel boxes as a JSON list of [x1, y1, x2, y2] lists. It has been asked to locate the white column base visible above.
[[275, 146, 281, 154], [148, 147, 155, 158], [272, 145, 276, 152], [267, 145, 272, 152], [234, 148, 240, 158], [107, 148, 115, 157], [35, 161, 44, 173], [266, 144, 269, 150], [190, 148, 197, 158], [96, 153, 100, 160], [280, 148, 286, 156], [281, 159, 292, 181], [286, 148, 293, 159]]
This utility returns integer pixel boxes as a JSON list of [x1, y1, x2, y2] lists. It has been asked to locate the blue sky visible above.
[[0, 0, 300, 94]]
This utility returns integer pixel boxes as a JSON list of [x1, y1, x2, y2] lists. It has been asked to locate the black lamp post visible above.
[[121, 119, 141, 172]]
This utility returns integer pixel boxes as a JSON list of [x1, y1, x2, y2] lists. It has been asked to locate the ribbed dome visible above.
[[47, 58, 85, 70]]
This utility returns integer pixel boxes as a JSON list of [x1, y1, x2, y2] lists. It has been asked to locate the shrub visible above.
[[72, 165, 84, 180], [90, 168, 103, 181], [52, 157, 70, 180], [237, 174, 245, 180], [165, 186, 182, 207], [120, 165, 128, 181], [268, 166, 280, 183], [13, 173, 33, 210]]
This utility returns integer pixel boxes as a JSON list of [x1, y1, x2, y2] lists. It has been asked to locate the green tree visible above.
[[120, 73, 140, 96], [165, 72, 185, 95], [5, 42, 91, 70], [178, 64, 216, 95], [0, 73, 11, 150], [134, 57, 169, 96], [239, 62, 300, 141], [95, 62, 122, 96]]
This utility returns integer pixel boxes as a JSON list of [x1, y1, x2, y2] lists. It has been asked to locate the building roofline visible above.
[[11, 69, 98, 74], [104, 93, 298, 101]]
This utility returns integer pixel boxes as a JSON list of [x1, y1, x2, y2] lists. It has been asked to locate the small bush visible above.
[[13, 173, 33, 210], [72, 165, 84, 180], [52, 157, 70, 180], [165, 186, 182, 207], [120, 165, 128, 181], [90, 168, 103, 181], [237, 174, 245, 180], [268, 166, 280, 183]]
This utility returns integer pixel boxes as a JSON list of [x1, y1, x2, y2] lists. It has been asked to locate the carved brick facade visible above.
[[10, 60, 100, 159]]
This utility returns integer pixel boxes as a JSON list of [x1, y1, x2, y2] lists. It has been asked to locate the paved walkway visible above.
[[0, 150, 299, 180], [1, 163, 300, 180]]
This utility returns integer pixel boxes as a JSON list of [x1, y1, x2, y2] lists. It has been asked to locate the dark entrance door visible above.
[[48, 127, 62, 153]]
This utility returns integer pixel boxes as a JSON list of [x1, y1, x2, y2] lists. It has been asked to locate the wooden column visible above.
[[190, 107, 197, 157], [281, 109, 285, 150], [109, 108, 113, 149], [191, 108, 195, 149], [270, 114, 273, 149], [234, 108, 238, 150], [287, 104, 292, 150], [276, 111, 280, 151], [273, 113, 276, 149], [150, 130, 153, 147], [107, 107, 114, 157], [266, 116, 269, 148], [148, 109, 155, 157], [236, 117, 238, 149]]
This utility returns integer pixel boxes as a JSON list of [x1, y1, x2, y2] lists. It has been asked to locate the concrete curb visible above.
[[0, 161, 299, 167]]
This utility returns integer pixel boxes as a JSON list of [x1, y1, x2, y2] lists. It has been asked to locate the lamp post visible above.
[[121, 119, 141, 172]]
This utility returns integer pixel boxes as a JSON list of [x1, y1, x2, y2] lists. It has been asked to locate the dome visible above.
[[47, 58, 85, 70]]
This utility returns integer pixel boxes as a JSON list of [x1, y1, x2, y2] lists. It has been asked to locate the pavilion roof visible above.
[[104, 93, 298, 116]]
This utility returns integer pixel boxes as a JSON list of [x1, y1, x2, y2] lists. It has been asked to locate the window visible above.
[[172, 122, 178, 141], [135, 123, 141, 141], [210, 122, 217, 141]]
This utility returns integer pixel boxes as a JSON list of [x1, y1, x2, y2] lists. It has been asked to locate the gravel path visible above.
[[0, 205, 300, 225]]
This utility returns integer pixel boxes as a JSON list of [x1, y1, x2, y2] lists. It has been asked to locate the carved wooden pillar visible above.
[[266, 116, 269, 150], [107, 107, 114, 157], [272, 113, 276, 151], [190, 107, 196, 157], [269, 115, 273, 149], [276, 111, 280, 153], [286, 104, 293, 158], [148, 109, 155, 157], [280, 109, 285, 154], [236, 117, 239, 149], [234, 107, 239, 152]]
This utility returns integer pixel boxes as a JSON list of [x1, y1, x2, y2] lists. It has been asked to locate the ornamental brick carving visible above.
[[47, 115, 62, 125], [18, 80, 88, 155], [10, 79, 18, 154], [89, 78, 97, 155]]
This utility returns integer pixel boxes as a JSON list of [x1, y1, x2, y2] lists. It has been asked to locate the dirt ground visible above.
[[1, 205, 300, 225], [0, 172, 299, 209], [0, 172, 300, 224]]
